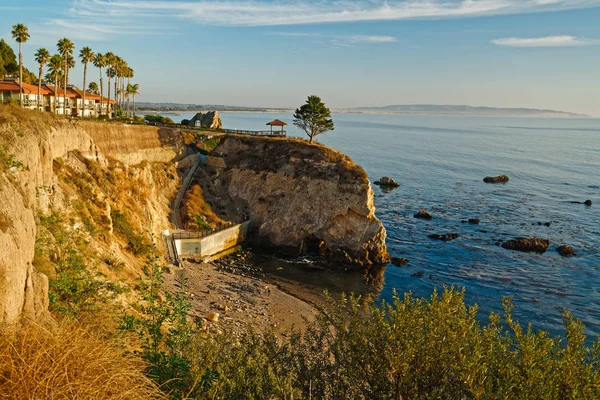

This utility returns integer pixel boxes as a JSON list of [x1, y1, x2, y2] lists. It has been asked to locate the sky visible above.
[[1, 0, 600, 115]]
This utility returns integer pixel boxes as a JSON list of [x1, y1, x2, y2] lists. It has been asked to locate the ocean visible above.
[[162, 111, 600, 337]]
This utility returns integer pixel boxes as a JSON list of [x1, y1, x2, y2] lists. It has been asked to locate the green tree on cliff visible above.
[[293, 95, 335, 144]]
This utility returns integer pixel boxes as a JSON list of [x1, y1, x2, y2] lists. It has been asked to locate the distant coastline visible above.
[[139, 102, 589, 118]]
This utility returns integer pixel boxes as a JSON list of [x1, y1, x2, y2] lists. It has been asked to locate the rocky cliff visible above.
[[0, 106, 181, 326], [187, 111, 223, 130], [189, 135, 389, 267]]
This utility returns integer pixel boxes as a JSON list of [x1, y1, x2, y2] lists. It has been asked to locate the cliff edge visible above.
[[189, 135, 390, 267], [0, 106, 181, 326]]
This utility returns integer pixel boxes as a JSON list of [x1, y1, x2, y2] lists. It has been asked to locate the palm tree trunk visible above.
[[107, 76, 112, 119], [99, 68, 103, 117], [133, 95, 136, 117], [37, 65, 42, 111], [53, 72, 58, 113], [114, 79, 118, 114], [63, 56, 68, 115], [82, 62, 87, 118], [19, 42, 23, 107]]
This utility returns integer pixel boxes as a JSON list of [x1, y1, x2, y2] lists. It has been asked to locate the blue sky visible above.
[[1, 0, 600, 115]]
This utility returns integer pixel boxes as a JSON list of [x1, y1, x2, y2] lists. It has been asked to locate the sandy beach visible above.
[[165, 253, 318, 337]]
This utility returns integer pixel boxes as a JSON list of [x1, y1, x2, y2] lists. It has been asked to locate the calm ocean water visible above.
[[165, 111, 600, 337]]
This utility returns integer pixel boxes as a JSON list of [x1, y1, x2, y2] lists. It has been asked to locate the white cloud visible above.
[[492, 35, 600, 47], [65, 0, 600, 27], [347, 35, 398, 43]]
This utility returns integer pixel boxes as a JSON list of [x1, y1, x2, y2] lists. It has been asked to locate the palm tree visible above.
[[57, 38, 75, 115], [93, 53, 106, 117], [34, 48, 50, 111], [88, 82, 99, 95], [48, 55, 63, 114], [79, 46, 94, 118], [128, 83, 140, 117], [11, 24, 30, 107]]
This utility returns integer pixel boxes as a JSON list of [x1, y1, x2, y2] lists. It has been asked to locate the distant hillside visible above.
[[345, 104, 589, 117], [136, 102, 288, 113]]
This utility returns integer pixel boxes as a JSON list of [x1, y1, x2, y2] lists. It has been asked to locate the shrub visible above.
[[0, 144, 23, 172], [111, 209, 152, 256], [0, 321, 164, 399], [121, 257, 211, 398], [144, 114, 175, 125], [186, 288, 600, 399]]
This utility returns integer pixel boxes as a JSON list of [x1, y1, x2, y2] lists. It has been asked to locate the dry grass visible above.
[[0, 321, 165, 400], [182, 184, 226, 230]]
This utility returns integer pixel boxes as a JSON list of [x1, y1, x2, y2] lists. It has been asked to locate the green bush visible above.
[[110, 209, 152, 256], [38, 211, 125, 318], [144, 114, 175, 125], [182, 288, 600, 399], [122, 257, 213, 398], [0, 144, 24, 172]]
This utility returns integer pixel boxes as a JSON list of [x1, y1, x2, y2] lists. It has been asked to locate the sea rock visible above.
[[187, 111, 223, 130], [412, 271, 425, 278], [556, 245, 576, 257], [391, 257, 409, 267], [468, 218, 480, 225], [374, 177, 400, 188], [414, 210, 433, 220], [483, 175, 509, 184], [428, 233, 460, 242], [191, 136, 390, 267], [584, 200, 593, 206], [501, 237, 550, 253]]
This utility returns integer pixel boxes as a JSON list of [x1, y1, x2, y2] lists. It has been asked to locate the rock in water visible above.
[[468, 218, 480, 225], [414, 210, 433, 220], [428, 233, 460, 242], [374, 177, 400, 188], [584, 200, 593, 206], [556, 245, 576, 257], [391, 257, 409, 267], [187, 111, 223, 130], [483, 175, 509, 184], [193, 136, 390, 267], [502, 237, 550, 253]]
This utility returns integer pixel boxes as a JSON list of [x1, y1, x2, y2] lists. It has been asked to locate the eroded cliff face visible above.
[[191, 136, 389, 267], [0, 107, 181, 326]]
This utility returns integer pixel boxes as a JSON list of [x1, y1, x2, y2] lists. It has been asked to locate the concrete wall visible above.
[[174, 222, 250, 260]]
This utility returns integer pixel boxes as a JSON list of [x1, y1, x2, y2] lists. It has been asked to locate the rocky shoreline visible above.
[[165, 250, 319, 337]]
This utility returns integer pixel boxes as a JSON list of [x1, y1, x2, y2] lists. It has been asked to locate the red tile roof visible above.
[[2, 80, 116, 105]]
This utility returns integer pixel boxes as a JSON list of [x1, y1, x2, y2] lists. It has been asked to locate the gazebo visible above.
[[266, 119, 287, 136]]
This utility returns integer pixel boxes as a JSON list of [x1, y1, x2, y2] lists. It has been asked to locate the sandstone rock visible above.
[[374, 177, 400, 188], [207, 312, 220, 322], [501, 237, 550, 253], [193, 136, 389, 267], [428, 233, 460, 242], [1, 115, 181, 328], [556, 245, 576, 257], [414, 210, 433, 220], [391, 257, 409, 267], [187, 111, 223, 130], [484, 175, 509, 184]]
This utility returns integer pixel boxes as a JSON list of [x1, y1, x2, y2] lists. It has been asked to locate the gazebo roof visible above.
[[266, 119, 288, 127]]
